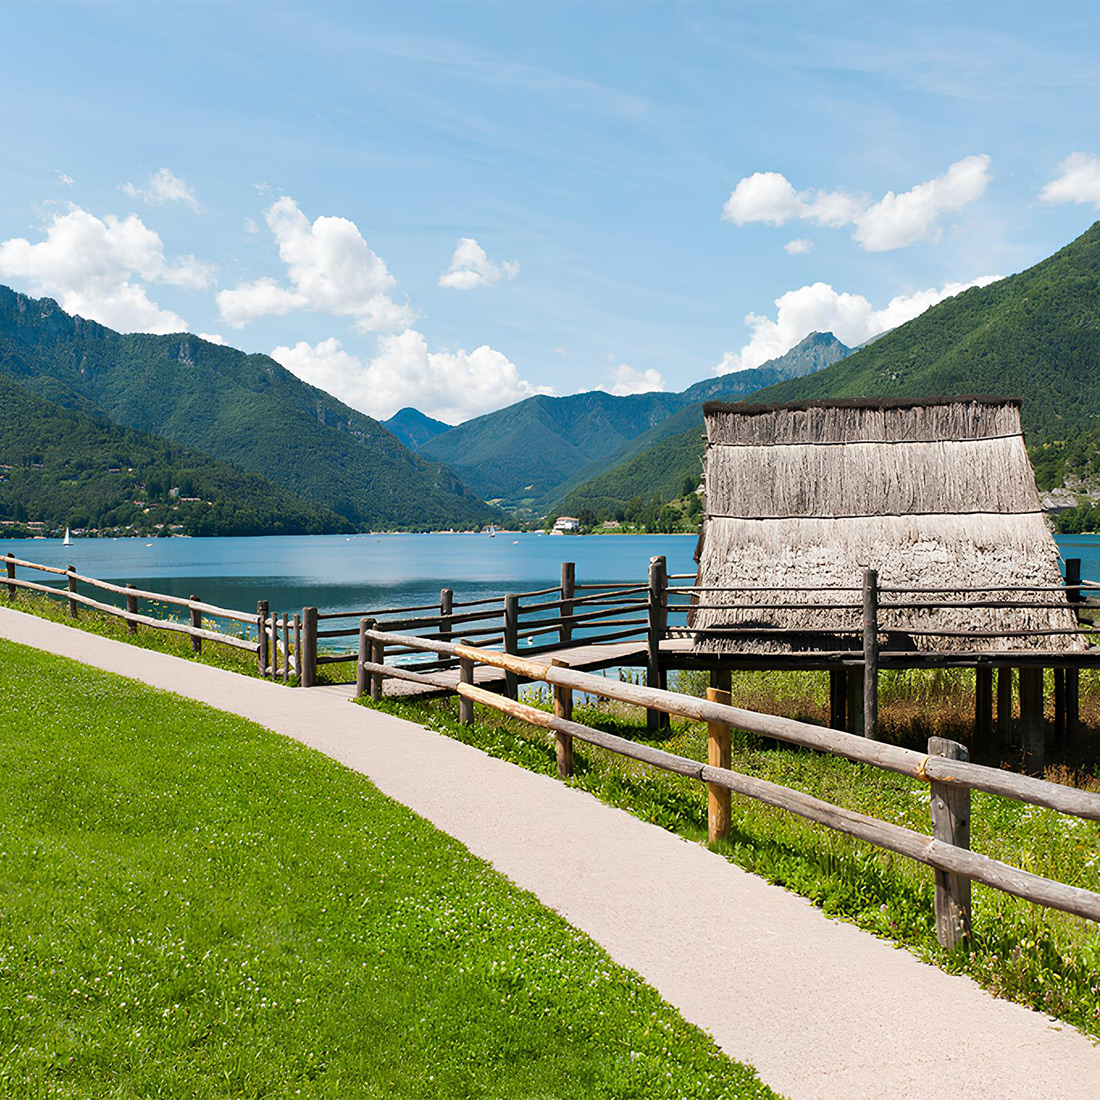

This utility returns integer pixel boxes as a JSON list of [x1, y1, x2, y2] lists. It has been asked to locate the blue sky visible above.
[[1, 1, 1099, 423]]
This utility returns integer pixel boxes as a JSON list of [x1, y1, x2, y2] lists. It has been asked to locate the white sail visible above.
[[62, 527, 72, 546]]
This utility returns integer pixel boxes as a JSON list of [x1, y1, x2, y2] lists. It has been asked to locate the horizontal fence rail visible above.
[[354, 624, 1100, 947]]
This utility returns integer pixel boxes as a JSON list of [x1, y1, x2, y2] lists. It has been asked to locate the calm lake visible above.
[[3, 532, 1099, 619], [0, 532, 702, 619]]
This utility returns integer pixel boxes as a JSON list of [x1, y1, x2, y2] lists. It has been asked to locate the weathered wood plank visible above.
[[929, 738, 972, 949]]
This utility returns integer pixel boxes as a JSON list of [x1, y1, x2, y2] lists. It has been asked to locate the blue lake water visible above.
[[2, 531, 1097, 621]]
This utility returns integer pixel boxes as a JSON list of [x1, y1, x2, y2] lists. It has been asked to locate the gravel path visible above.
[[3, 606, 1097, 1100]]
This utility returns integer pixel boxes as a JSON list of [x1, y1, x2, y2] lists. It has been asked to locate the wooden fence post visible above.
[[4, 553, 14, 601], [459, 654, 475, 724], [928, 736, 972, 949], [862, 568, 878, 740], [281, 613, 290, 684], [356, 618, 373, 699], [439, 588, 453, 643], [706, 686, 732, 843], [257, 600, 269, 678], [551, 657, 573, 778], [370, 629, 385, 702], [293, 612, 301, 683], [189, 594, 202, 654], [67, 564, 78, 619], [300, 607, 317, 687], [559, 562, 575, 646], [1066, 558, 1082, 749], [646, 556, 668, 733], [996, 667, 1013, 748], [1018, 666, 1045, 772], [125, 583, 138, 634], [504, 593, 519, 700]]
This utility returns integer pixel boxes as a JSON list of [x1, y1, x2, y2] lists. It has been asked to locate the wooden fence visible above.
[[1, 552, 289, 674], [353, 622, 1100, 950]]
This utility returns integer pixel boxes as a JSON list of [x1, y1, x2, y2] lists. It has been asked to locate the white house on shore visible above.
[[551, 516, 581, 534]]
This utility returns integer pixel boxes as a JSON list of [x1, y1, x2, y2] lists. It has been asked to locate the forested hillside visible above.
[[564, 223, 1100, 525], [0, 374, 352, 537], [0, 287, 497, 530]]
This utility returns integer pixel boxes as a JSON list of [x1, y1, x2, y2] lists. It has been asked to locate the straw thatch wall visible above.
[[691, 397, 1085, 654]]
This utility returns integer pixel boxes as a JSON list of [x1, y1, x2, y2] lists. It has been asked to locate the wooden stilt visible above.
[[1018, 667, 1045, 773], [975, 666, 993, 747], [996, 667, 1013, 749], [846, 667, 864, 736], [1054, 668, 1067, 758], [829, 669, 847, 731]]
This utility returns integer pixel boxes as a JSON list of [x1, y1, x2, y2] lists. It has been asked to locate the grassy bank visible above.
[[0, 639, 774, 1099], [359, 676, 1100, 1040], [0, 589, 265, 679]]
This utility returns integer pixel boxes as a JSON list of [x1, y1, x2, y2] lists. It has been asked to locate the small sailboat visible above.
[[487, 524, 496, 537], [62, 527, 72, 546]]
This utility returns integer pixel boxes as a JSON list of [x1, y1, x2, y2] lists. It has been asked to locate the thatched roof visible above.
[[690, 396, 1084, 654]]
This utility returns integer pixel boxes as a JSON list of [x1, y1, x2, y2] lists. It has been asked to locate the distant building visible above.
[[552, 516, 581, 534]]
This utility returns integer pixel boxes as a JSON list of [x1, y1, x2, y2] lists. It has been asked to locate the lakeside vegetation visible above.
[[359, 670, 1100, 1039], [0, 639, 775, 1099]]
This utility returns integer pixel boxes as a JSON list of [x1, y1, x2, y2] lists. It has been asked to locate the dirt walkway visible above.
[[2, 606, 1097, 1099]]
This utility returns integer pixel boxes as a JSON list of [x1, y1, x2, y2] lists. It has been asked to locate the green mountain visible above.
[[419, 331, 849, 506], [382, 406, 452, 450], [750, 222, 1100, 436], [566, 222, 1100, 516], [0, 373, 352, 537], [0, 287, 497, 530]]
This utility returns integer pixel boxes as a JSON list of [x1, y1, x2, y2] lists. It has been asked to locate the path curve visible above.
[[2, 607, 1097, 1100]]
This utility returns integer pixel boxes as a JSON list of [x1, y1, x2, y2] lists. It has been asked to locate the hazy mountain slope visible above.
[[422, 332, 849, 505], [561, 223, 1100, 514], [382, 406, 452, 450], [0, 287, 496, 529], [0, 373, 352, 536]]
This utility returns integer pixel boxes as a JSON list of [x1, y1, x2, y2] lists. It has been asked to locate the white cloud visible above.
[[217, 196, 416, 331], [717, 275, 1002, 373], [198, 332, 226, 345], [722, 155, 992, 251], [784, 238, 813, 255], [271, 330, 551, 423], [243, 217, 259, 236], [1039, 152, 1100, 210], [597, 364, 666, 396], [55, 171, 74, 187], [438, 237, 519, 290], [0, 206, 213, 333], [120, 168, 202, 214]]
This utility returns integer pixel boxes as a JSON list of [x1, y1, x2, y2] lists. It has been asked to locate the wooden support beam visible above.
[[996, 667, 1013, 748], [300, 607, 318, 687], [929, 737, 972, 949], [709, 666, 731, 694], [975, 667, 993, 745], [293, 613, 301, 683], [458, 655, 475, 724], [125, 583, 138, 635], [1054, 668, 1067, 757], [190, 595, 202, 654], [551, 658, 573, 779], [370, 631, 385, 702], [862, 568, 879, 740], [257, 600, 269, 678], [356, 618, 373, 699], [1018, 667, 1045, 773], [503, 593, 519, 700], [1065, 559, 1083, 752], [5, 554, 14, 601], [846, 667, 864, 736], [67, 564, 78, 619], [707, 687, 732, 843], [646, 555, 669, 733], [829, 669, 847, 731], [439, 588, 453, 644], [559, 562, 575, 645]]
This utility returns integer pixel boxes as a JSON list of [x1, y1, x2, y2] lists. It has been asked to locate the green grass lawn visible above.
[[0, 639, 775, 1100], [361, 681, 1100, 1040]]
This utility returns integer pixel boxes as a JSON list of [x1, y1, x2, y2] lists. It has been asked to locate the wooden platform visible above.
[[382, 639, 649, 698]]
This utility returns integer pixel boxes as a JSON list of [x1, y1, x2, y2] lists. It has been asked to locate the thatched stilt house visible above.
[[690, 396, 1083, 655]]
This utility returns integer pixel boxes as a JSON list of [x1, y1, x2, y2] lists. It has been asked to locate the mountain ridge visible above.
[[0, 287, 498, 530]]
